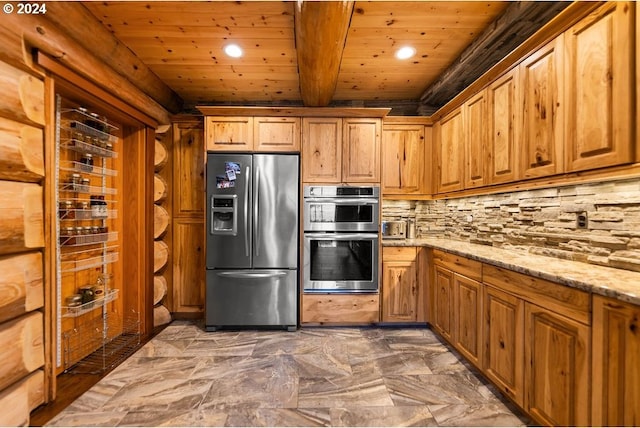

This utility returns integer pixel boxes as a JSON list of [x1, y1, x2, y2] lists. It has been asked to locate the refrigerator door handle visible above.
[[254, 166, 260, 256], [244, 166, 250, 258], [215, 271, 287, 279]]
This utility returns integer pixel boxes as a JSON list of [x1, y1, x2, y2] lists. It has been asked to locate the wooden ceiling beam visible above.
[[295, 1, 354, 107], [418, 1, 571, 115]]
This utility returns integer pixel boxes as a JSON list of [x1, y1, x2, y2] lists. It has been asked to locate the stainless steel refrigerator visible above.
[[205, 153, 299, 331]]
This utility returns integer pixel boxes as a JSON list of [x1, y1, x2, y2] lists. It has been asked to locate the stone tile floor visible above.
[[47, 321, 531, 427]]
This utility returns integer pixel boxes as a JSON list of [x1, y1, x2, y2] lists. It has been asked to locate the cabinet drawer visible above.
[[433, 249, 482, 281], [483, 265, 590, 324], [302, 294, 379, 323], [383, 246, 417, 261]]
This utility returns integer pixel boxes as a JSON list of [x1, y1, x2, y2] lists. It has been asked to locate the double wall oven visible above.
[[303, 185, 379, 293]]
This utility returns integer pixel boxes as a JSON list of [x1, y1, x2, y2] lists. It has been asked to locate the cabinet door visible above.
[[483, 284, 524, 406], [524, 303, 590, 427], [342, 118, 381, 183], [173, 220, 205, 313], [381, 124, 425, 195], [382, 247, 418, 322], [254, 117, 301, 152], [488, 67, 520, 184], [436, 107, 464, 193], [173, 121, 204, 216], [464, 90, 488, 188], [454, 274, 483, 367], [433, 265, 454, 341], [205, 116, 253, 151], [520, 35, 564, 178], [302, 117, 342, 183], [565, 2, 634, 172], [592, 296, 640, 426]]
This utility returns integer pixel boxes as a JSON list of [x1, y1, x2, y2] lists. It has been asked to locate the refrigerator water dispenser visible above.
[[211, 195, 237, 235]]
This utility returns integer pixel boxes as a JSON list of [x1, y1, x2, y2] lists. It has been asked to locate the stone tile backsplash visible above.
[[382, 178, 640, 272]]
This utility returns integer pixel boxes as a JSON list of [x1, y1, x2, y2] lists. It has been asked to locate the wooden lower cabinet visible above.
[[483, 284, 525, 406], [454, 274, 483, 367], [592, 296, 640, 426], [433, 265, 454, 341], [172, 220, 205, 314], [381, 247, 423, 322], [524, 303, 591, 426]]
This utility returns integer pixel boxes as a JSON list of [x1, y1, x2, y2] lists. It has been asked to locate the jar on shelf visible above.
[[68, 173, 82, 191], [79, 153, 94, 172], [74, 226, 85, 244], [98, 225, 109, 234], [59, 200, 74, 219], [90, 195, 108, 219], [76, 201, 91, 220], [65, 294, 82, 307], [80, 178, 91, 193], [91, 225, 100, 235], [105, 142, 113, 153], [60, 227, 76, 245]]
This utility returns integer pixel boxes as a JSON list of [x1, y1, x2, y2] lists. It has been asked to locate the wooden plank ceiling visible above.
[[84, 1, 509, 109]]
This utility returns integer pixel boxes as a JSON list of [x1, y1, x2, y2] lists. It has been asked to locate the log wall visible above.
[[0, 55, 46, 425], [153, 132, 172, 327]]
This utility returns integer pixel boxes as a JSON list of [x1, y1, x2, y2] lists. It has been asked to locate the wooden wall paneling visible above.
[[0, 312, 44, 392], [564, 2, 635, 172], [0, 61, 44, 127], [436, 107, 464, 193], [464, 89, 489, 188], [0, 252, 43, 324], [342, 118, 381, 183], [0, 117, 44, 182], [155, 128, 173, 313], [302, 117, 342, 183], [0, 376, 30, 426], [0, 181, 44, 255], [488, 67, 520, 184], [121, 125, 154, 335], [520, 34, 564, 178]]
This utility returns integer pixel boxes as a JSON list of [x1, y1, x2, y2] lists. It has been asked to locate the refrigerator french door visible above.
[[205, 153, 299, 331]]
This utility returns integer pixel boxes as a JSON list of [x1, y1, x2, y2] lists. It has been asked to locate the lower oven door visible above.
[[303, 232, 379, 293]]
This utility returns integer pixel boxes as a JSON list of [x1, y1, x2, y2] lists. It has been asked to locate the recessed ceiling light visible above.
[[224, 44, 243, 58], [395, 46, 416, 60]]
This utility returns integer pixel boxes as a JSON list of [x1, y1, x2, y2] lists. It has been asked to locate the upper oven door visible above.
[[303, 198, 379, 232]]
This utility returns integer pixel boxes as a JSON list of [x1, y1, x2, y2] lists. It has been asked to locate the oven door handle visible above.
[[304, 232, 378, 240], [304, 198, 379, 204]]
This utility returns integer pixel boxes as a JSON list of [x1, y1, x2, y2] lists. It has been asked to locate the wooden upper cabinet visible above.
[[342, 118, 381, 183], [520, 35, 564, 178], [436, 107, 464, 193], [381, 121, 426, 195], [592, 296, 640, 426], [302, 117, 342, 183], [488, 67, 520, 184], [173, 121, 204, 216], [464, 90, 488, 188], [565, 2, 634, 172], [205, 116, 253, 151], [253, 116, 300, 152]]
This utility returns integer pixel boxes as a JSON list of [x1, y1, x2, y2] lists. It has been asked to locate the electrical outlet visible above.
[[466, 214, 473, 222], [576, 212, 588, 229]]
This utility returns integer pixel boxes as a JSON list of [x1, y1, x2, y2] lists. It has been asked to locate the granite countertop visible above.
[[383, 237, 640, 306]]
